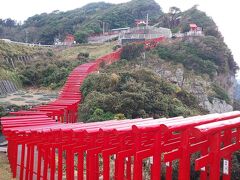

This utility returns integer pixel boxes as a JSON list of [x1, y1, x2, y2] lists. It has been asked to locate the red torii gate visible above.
[[1, 37, 240, 180], [192, 118, 240, 180], [2, 112, 240, 179]]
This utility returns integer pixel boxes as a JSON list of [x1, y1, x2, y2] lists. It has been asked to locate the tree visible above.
[[0, 1, 163, 43], [121, 43, 144, 60], [168, 7, 182, 29], [39, 27, 58, 44], [0, 26, 3, 36], [75, 31, 88, 43], [157, 7, 181, 30], [4, 18, 16, 27], [79, 68, 200, 122]]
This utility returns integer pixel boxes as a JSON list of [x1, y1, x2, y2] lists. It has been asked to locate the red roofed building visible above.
[[135, 19, 147, 27], [189, 24, 198, 31], [64, 34, 75, 46], [187, 23, 203, 36]]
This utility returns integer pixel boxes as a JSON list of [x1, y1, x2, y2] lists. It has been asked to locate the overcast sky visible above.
[[1, 0, 239, 77]]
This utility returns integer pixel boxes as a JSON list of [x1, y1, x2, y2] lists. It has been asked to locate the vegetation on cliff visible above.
[[156, 36, 238, 77], [157, 6, 221, 38], [79, 59, 201, 122]]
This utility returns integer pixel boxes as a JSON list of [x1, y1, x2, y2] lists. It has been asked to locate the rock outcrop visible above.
[[150, 59, 234, 113]]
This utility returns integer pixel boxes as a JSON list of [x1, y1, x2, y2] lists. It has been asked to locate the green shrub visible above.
[[114, 113, 126, 120], [176, 90, 198, 108], [17, 59, 87, 89], [46, 50, 54, 57], [121, 43, 144, 60], [212, 84, 230, 103], [77, 52, 89, 60], [79, 69, 201, 122], [156, 36, 237, 76], [112, 45, 121, 51], [89, 108, 115, 122], [75, 31, 88, 44]]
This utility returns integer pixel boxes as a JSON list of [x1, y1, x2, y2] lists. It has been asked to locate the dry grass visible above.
[[0, 152, 15, 180], [55, 42, 116, 61], [0, 40, 50, 58]]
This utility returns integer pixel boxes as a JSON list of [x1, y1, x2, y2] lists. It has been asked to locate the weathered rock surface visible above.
[[201, 98, 233, 113], [150, 59, 234, 113]]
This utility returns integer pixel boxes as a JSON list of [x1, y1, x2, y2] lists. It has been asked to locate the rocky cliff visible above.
[[148, 58, 234, 113]]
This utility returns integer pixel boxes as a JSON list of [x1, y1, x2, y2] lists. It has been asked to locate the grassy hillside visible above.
[[0, 38, 115, 89], [14, 43, 115, 89], [55, 42, 116, 60], [0, 40, 50, 59]]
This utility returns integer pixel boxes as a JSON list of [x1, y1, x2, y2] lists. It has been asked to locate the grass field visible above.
[[0, 40, 50, 58], [55, 42, 116, 61]]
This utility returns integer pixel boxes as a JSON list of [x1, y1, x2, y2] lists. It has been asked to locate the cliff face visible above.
[[151, 33, 238, 113], [147, 59, 234, 113], [234, 80, 240, 101], [214, 73, 236, 100]]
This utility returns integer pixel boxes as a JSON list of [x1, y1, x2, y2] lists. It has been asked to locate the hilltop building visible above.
[[111, 27, 130, 34], [187, 23, 203, 36], [135, 19, 147, 27], [88, 14, 172, 44], [173, 23, 204, 38], [119, 26, 172, 45], [64, 34, 75, 46]]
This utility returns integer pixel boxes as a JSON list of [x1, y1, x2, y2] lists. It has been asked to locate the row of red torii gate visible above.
[[1, 37, 240, 180]]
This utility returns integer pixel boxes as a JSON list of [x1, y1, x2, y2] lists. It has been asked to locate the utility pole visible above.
[[102, 22, 105, 34], [25, 30, 28, 43], [146, 13, 149, 27]]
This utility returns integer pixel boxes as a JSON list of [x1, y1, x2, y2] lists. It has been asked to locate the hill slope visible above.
[[0, 0, 162, 44], [79, 33, 238, 121]]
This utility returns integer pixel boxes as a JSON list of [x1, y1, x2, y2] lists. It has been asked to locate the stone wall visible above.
[[0, 80, 18, 95]]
